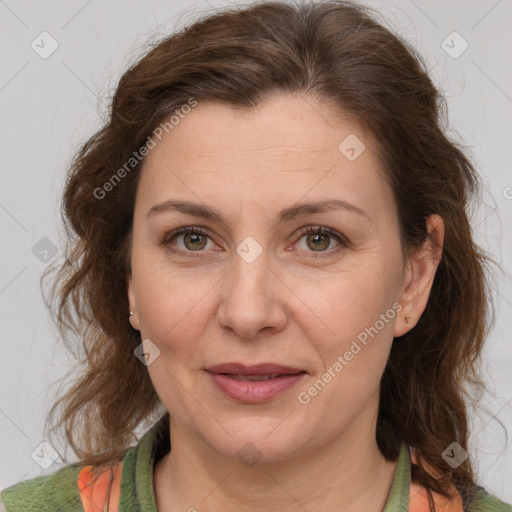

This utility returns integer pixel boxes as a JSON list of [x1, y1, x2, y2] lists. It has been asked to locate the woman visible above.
[[1, 1, 510, 511]]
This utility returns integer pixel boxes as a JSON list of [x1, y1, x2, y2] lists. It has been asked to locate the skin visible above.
[[127, 93, 444, 512]]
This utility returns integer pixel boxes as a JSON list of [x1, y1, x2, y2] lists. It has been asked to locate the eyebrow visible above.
[[146, 198, 370, 225]]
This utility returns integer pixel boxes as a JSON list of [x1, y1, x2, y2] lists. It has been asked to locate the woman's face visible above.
[[127, 93, 425, 462]]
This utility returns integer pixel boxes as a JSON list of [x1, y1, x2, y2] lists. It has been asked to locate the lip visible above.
[[205, 362, 307, 403], [206, 362, 305, 375]]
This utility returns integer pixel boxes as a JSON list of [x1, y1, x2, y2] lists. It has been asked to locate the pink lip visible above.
[[207, 373, 306, 403], [205, 362, 306, 403]]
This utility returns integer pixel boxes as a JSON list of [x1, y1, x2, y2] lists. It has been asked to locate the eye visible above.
[[160, 225, 348, 258], [160, 227, 215, 257], [295, 226, 347, 256]]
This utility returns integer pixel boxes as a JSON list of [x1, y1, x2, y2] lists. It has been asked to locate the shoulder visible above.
[[409, 480, 512, 511], [409, 448, 512, 512], [0, 461, 125, 512], [0, 415, 167, 512], [466, 486, 512, 512], [0, 464, 84, 511]]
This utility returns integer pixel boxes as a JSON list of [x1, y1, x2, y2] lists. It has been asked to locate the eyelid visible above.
[[296, 226, 348, 245]]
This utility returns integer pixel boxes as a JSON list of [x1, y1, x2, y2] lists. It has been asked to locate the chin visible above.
[[197, 418, 309, 464]]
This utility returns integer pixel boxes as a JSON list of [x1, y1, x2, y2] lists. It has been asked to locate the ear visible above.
[[127, 273, 140, 331], [394, 214, 444, 337]]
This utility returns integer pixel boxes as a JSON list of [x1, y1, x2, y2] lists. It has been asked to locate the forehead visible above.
[[144, 94, 372, 165], [136, 94, 391, 222]]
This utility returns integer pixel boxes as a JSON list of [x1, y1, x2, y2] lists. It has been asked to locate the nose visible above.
[[216, 249, 288, 340]]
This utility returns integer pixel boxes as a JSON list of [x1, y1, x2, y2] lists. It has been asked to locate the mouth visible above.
[[205, 362, 307, 403]]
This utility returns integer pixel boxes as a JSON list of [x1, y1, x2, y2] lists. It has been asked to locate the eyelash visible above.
[[159, 226, 348, 259]]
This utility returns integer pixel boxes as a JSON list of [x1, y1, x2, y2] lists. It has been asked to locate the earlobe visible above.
[[394, 214, 444, 338], [394, 261, 413, 338], [126, 274, 140, 331]]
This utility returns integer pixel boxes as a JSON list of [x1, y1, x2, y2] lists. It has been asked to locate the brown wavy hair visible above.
[[42, 0, 499, 509]]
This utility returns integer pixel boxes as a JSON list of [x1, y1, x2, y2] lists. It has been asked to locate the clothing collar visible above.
[[383, 441, 411, 510]]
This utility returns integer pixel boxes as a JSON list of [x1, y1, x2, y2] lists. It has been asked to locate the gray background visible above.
[[1, 0, 511, 503]]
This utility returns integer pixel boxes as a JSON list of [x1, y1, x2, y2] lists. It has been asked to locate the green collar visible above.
[[120, 414, 411, 511], [383, 441, 410, 510]]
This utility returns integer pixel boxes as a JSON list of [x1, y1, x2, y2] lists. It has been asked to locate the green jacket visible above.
[[1, 414, 511, 511]]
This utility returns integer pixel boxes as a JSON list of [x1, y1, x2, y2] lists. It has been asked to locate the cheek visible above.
[[300, 277, 397, 413], [300, 268, 398, 348], [296, 271, 399, 412], [132, 261, 214, 359]]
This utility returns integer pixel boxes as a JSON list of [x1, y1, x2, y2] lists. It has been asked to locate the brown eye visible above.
[[160, 227, 214, 257], [296, 226, 347, 255], [160, 225, 347, 259]]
